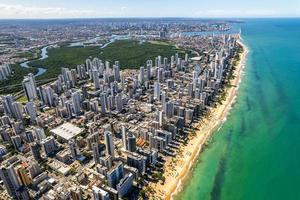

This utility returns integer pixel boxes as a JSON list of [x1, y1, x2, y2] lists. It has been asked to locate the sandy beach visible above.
[[148, 39, 249, 200]]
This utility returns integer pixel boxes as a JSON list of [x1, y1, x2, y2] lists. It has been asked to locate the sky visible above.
[[0, 0, 299, 19]]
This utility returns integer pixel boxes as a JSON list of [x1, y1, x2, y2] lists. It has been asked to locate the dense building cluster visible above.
[[0, 34, 239, 199]]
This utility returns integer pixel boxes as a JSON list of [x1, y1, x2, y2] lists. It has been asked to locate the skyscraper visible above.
[[113, 64, 121, 82], [28, 161, 41, 179], [146, 63, 152, 80], [72, 91, 82, 115], [107, 162, 124, 188], [117, 173, 134, 198], [0, 64, 11, 80], [104, 131, 115, 158], [92, 143, 100, 164], [158, 110, 164, 127], [42, 86, 55, 107], [22, 73, 37, 101], [92, 68, 100, 90], [11, 135, 22, 151], [25, 102, 37, 122], [157, 68, 163, 82], [166, 101, 174, 118], [30, 142, 42, 161], [41, 136, 57, 156], [139, 66, 145, 84], [2, 95, 14, 117], [121, 125, 127, 150], [100, 93, 108, 114], [154, 82, 160, 100], [12, 102, 23, 120], [34, 127, 46, 142], [161, 91, 166, 109], [127, 134, 136, 152], [69, 139, 78, 159], [115, 93, 123, 112], [0, 162, 24, 199]]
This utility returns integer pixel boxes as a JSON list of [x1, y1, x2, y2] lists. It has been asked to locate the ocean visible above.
[[176, 18, 300, 200]]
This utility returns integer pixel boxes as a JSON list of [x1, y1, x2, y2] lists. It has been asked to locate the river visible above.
[[20, 46, 48, 77]]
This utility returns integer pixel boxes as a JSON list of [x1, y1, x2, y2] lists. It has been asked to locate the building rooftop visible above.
[[50, 122, 83, 140]]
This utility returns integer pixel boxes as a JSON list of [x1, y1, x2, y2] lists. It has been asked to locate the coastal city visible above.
[[0, 19, 244, 200], [1, 0, 299, 199]]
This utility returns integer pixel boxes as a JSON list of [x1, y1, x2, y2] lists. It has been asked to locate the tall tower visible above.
[[104, 131, 115, 158], [146, 63, 152, 80], [139, 66, 145, 84], [30, 142, 42, 161], [72, 91, 81, 115], [113, 64, 121, 82], [92, 143, 100, 164], [2, 95, 14, 117], [0, 163, 22, 199], [69, 139, 78, 159], [121, 125, 127, 150], [127, 134, 136, 152], [22, 73, 37, 101], [154, 82, 160, 100], [92, 68, 100, 90], [25, 102, 37, 122], [100, 93, 107, 114]]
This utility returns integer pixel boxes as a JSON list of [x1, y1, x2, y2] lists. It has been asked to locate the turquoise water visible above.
[[177, 19, 300, 200]]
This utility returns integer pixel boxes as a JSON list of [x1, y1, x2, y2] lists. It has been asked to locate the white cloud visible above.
[[0, 3, 128, 19], [0, 3, 297, 19]]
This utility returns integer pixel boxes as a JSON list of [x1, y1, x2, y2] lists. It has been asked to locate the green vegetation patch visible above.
[[0, 40, 189, 95], [16, 95, 27, 103], [29, 40, 189, 80]]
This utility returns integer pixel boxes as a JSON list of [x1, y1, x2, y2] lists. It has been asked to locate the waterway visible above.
[[20, 46, 48, 77]]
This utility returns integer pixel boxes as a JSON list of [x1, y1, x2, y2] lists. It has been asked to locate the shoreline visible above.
[[148, 39, 249, 200]]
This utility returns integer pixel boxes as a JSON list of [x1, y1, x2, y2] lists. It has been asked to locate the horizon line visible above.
[[0, 16, 299, 20]]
